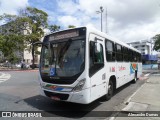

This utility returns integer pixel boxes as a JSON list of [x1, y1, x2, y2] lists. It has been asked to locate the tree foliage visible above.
[[0, 7, 48, 64], [19, 7, 48, 47], [0, 14, 17, 22], [0, 6, 77, 65], [153, 34, 160, 51], [49, 25, 60, 32], [21, 7, 48, 66], [68, 25, 76, 28], [0, 34, 24, 63]]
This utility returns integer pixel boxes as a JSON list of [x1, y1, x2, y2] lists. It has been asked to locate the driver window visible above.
[[41, 45, 50, 74]]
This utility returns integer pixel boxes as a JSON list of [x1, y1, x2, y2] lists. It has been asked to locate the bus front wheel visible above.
[[105, 80, 114, 100]]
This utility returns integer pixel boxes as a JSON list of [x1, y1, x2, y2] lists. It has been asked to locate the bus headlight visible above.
[[73, 79, 86, 92], [41, 82, 46, 87]]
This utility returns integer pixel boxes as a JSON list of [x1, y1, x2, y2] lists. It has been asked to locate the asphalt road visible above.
[[0, 71, 146, 120]]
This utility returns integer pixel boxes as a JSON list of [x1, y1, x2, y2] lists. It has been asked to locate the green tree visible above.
[[0, 13, 17, 22], [0, 7, 48, 67], [49, 25, 60, 32], [68, 25, 76, 28], [8, 53, 20, 64], [20, 7, 48, 66], [0, 34, 24, 63], [0, 14, 30, 63], [153, 34, 160, 51], [0, 35, 4, 51]]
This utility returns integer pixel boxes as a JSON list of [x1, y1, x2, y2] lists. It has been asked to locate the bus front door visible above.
[[89, 34, 106, 101]]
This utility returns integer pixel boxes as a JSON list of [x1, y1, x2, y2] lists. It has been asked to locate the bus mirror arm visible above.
[[32, 42, 43, 69]]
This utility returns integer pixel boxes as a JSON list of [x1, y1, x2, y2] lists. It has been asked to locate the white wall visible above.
[[23, 50, 32, 64]]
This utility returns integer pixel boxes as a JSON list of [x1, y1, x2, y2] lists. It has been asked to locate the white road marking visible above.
[[144, 73, 150, 77], [0, 72, 11, 83]]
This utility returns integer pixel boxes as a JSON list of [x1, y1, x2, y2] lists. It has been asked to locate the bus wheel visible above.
[[105, 80, 114, 100], [132, 71, 137, 83]]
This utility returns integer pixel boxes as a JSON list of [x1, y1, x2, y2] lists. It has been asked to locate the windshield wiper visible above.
[[50, 39, 72, 76], [58, 39, 72, 66]]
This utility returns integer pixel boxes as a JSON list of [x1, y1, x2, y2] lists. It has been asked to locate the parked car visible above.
[[16, 63, 30, 69], [25, 64, 30, 68], [16, 64, 21, 68]]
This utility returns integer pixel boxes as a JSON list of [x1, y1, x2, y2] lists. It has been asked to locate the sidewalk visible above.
[[143, 69, 160, 74], [0, 67, 39, 71], [111, 75, 160, 120]]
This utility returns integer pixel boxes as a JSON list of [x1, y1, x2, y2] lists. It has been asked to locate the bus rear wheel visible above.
[[105, 80, 114, 100]]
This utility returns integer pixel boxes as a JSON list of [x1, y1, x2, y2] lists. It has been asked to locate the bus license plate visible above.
[[51, 96, 60, 100]]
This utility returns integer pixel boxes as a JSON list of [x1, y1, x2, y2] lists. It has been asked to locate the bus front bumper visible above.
[[40, 87, 91, 104]]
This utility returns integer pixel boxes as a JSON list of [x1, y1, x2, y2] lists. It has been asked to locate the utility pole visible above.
[[105, 7, 108, 33], [96, 6, 104, 32]]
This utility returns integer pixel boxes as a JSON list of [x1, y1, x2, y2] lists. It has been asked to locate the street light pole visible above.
[[96, 6, 104, 32], [100, 6, 103, 32]]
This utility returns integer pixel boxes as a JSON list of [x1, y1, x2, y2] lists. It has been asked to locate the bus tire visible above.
[[105, 80, 114, 100], [132, 71, 137, 83]]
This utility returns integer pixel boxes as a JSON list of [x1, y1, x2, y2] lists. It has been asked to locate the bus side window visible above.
[[134, 52, 138, 62], [106, 40, 115, 61], [89, 41, 104, 77], [116, 44, 123, 61], [125, 47, 129, 62], [129, 49, 133, 62]]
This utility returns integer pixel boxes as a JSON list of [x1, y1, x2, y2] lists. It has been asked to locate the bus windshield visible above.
[[40, 39, 85, 77]]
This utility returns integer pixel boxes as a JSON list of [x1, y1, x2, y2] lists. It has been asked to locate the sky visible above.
[[0, 0, 160, 43]]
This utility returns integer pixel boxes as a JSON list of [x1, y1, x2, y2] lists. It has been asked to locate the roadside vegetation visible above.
[[0, 7, 75, 66]]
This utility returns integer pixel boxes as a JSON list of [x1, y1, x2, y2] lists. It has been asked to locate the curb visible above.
[[124, 84, 145, 105], [0, 69, 38, 72]]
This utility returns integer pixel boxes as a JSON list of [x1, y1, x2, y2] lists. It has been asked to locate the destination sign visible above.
[[49, 30, 79, 41]]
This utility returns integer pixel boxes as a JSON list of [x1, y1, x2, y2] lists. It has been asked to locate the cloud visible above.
[[109, 0, 160, 27], [0, 0, 29, 15], [112, 17, 160, 42], [68, 0, 160, 42], [57, 0, 80, 15], [56, 0, 101, 30], [1, 0, 160, 42], [58, 15, 81, 28]]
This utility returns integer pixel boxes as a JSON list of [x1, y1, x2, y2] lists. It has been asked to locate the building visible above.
[[127, 40, 154, 55], [127, 40, 158, 64]]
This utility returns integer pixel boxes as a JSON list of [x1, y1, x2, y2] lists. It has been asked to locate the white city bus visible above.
[[34, 26, 142, 104]]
